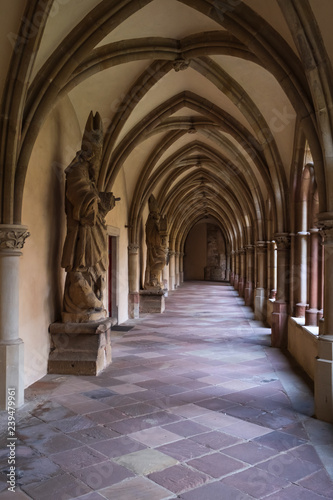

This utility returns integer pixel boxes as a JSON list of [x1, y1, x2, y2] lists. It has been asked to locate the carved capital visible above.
[[169, 250, 176, 257], [0, 225, 30, 252], [256, 241, 267, 253], [318, 219, 333, 245], [239, 247, 246, 255], [128, 244, 139, 255], [274, 233, 291, 250], [245, 245, 254, 254], [173, 57, 190, 71]]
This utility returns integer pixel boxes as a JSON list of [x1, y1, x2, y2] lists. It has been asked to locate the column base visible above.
[[271, 301, 288, 348], [315, 335, 333, 423], [295, 303, 308, 318], [48, 319, 113, 376], [244, 281, 254, 307], [238, 277, 245, 297], [0, 340, 24, 410], [129, 292, 140, 319], [140, 290, 165, 313], [233, 274, 239, 290], [305, 308, 320, 327]]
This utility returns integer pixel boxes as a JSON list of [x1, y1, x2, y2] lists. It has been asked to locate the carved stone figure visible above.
[[61, 111, 117, 322], [144, 195, 167, 290]]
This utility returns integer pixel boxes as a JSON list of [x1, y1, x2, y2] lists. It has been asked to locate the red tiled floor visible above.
[[1, 281, 332, 499]]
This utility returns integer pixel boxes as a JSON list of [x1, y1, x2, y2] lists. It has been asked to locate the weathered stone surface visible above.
[[144, 194, 167, 291], [48, 319, 112, 375], [140, 290, 165, 314], [61, 111, 119, 323]]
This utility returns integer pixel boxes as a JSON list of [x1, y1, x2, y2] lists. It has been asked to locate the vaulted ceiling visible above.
[[1, 0, 332, 252]]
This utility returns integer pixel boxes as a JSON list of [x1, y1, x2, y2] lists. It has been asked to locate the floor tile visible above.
[[298, 469, 333, 498], [148, 464, 208, 494], [257, 452, 323, 482], [130, 426, 181, 448], [179, 480, 252, 499], [99, 476, 175, 500], [21, 473, 91, 499], [222, 441, 278, 465], [67, 425, 119, 445], [189, 430, 243, 450], [187, 451, 245, 478], [113, 448, 178, 475], [163, 420, 210, 437], [73, 460, 135, 489], [264, 483, 330, 499], [16, 457, 61, 486], [50, 446, 106, 472], [156, 438, 209, 461], [221, 466, 290, 498], [90, 435, 145, 458]]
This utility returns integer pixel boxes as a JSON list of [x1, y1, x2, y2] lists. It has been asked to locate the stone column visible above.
[[128, 244, 140, 319], [0, 225, 30, 410], [225, 252, 231, 281], [305, 228, 320, 326], [244, 245, 254, 307], [238, 248, 246, 297], [229, 251, 235, 285], [175, 252, 180, 288], [267, 240, 277, 300], [234, 250, 240, 290], [162, 249, 169, 291], [169, 251, 176, 290], [295, 231, 309, 317], [271, 233, 291, 348], [179, 252, 184, 283], [315, 216, 333, 422], [254, 241, 267, 322]]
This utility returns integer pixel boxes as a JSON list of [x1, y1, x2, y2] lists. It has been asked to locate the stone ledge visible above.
[[49, 317, 116, 335]]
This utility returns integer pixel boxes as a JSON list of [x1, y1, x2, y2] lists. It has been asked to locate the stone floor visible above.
[[1, 281, 333, 499]]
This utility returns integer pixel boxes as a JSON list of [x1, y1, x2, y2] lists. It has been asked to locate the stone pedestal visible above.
[[140, 290, 165, 313], [271, 301, 288, 348], [244, 281, 253, 307], [48, 319, 113, 376], [315, 335, 333, 422], [254, 287, 267, 322]]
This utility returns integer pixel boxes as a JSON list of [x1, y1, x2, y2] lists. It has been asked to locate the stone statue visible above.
[[144, 194, 167, 290], [61, 111, 118, 322]]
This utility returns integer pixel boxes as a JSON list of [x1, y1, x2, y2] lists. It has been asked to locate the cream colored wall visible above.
[[184, 223, 207, 280], [20, 101, 131, 387], [20, 97, 81, 388]]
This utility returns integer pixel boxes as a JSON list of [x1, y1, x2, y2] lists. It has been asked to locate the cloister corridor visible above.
[[0, 281, 332, 499]]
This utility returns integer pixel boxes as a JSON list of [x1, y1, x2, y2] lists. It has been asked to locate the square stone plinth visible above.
[[140, 290, 165, 314], [48, 319, 113, 376]]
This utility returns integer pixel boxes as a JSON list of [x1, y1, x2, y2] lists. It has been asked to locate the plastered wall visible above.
[[20, 100, 130, 387], [20, 98, 78, 387]]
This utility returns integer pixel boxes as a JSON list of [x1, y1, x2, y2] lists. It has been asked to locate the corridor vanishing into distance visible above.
[[1, 281, 333, 499]]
